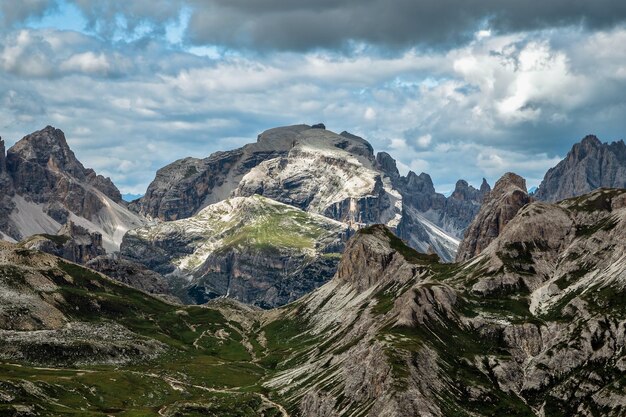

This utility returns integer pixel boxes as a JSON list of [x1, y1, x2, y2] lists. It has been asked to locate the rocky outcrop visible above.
[[19, 221, 105, 264], [0, 126, 145, 250], [393, 172, 488, 261], [456, 172, 530, 262], [439, 178, 490, 236], [188, 247, 339, 308], [122, 195, 349, 307], [398, 172, 445, 212], [0, 139, 16, 240], [85, 255, 173, 298], [395, 172, 489, 242], [535, 135, 626, 202], [375, 151, 400, 179], [335, 225, 411, 291]]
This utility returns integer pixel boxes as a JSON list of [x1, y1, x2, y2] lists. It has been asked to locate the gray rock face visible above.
[[0, 139, 16, 240], [7, 126, 122, 207], [456, 172, 530, 262], [375, 151, 400, 179], [399, 172, 444, 212], [85, 256, 173, 298], [0, 126, 144, 250], [135, 125, 311, 220], [394, 172, 489, 261], [396, 172, 489, 241], [122, 195, 349, 308], [19, 221, 105, 264], [188, 248, 339, 308], [535, 135, 626, 202], [439, 178, 490, 236]]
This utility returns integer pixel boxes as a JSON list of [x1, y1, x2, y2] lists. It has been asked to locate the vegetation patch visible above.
[[358, 226, 440, 265], [575, 216, 619, 237], [563, 188, 625, 212]]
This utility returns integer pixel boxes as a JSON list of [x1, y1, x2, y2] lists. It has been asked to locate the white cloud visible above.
[[0, 25, 625, 194], [61, 51, 110, 74], [416, 134, 432, 148], [363, 107, 376, 120]]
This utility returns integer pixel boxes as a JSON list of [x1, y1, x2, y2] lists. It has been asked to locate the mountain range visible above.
[[0, 123, 491, 308], [1, 125, 625, 309], [130, 124, 487, 262], [0, 123, 626, 415], [2, 184, 626, 415]]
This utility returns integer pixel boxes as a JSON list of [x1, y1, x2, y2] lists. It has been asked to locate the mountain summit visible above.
[[535, 135, 626, 202], [134, 124, 484, 262], [0, 126, 144, 251], [456, 172, 530, 262]]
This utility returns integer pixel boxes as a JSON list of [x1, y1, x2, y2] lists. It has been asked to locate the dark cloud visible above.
[[10, 0, 626, 51], [0, 0, 57, 26], [184, 0, 626, 51]]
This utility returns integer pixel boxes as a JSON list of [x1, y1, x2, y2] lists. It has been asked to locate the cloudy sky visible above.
[[1, 0, 625, 196]]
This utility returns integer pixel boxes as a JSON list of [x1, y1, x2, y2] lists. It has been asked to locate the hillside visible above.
[[122, 195, 349, 307], [3, 186, 626, 415]]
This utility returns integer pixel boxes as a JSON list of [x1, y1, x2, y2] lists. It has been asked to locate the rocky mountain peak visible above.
[[336, 225, 398, 291], [535, 135, 626, 202], [335, 225, 432, 292], [6, 126, 123, 205], [492, 172, 527, 196], [580, 134, 602, 147], [451, 179, 481, 202], [480, 177, 491, 194], [0, 138, 6, 173], [405, 171, 436, 194], [256, 124, 311, 148], [455, 172, 530, 262], [7, 125, 86, 180], [375, 151, 400, 178]]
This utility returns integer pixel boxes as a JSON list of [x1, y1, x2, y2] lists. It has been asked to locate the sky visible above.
[[0, 1, 625, 195]]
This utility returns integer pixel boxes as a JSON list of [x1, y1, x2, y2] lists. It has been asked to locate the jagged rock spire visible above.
[[456, 172, 530, 262]]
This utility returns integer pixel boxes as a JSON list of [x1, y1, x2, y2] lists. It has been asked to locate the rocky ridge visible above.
[[536, 134, 626, 202], [456, 172, 530, 262], [0, 126, 145, 251], [19, 221, 105, 265]]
